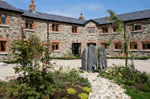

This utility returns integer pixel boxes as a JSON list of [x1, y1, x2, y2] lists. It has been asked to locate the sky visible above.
[[3, 0, 150, 20]]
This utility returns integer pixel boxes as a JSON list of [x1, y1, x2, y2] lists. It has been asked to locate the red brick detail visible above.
[[77, 26, 79, 33], [58, 24, 61, 32], [49, 40, 61, 51], [49, 24, 52, 32], [86, 41, 98, 46], [100, 40, 107, 46]]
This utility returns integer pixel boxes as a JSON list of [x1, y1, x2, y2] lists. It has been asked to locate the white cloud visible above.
[[43, 3, 104, 19]]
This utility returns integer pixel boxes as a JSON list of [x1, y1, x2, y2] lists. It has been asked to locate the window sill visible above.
[[129, 49, 138, 52], [87, 33, 96, 36], [0, 24, 9, 28], [52, 50, 60, 53], [24, 29, 35, 32], [51, 31, 61, 34], [140, 50, 150, 52], [130, 30, 143, 33], [0, 52, 8, 55], [72, 33, 80, 34], [100, 32, 120, 35], [113, 49, 121, 52]]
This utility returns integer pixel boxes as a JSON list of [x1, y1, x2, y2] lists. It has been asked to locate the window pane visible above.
[[56, 44, 58, 50], [52, 24, 55, 31], [92, 28, 95, 33], [1, 14, 6, 24], [52, 44, 55, 50], [29, 22, 33, 29], [56, 24, 58, 31], [1, 42, 6, 51], [88, 28, 91, 33], [72, 27, 74, 33], [26, 22, 28, 29], [135, 25, 141, 30], [148, 44, 150, 49]]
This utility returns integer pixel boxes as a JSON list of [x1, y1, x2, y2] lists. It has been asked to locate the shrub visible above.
[[66, 88, 77, 95], [82, 87, 92, 93], [125, 80, 136, 86], [78, 93, 88, 99]]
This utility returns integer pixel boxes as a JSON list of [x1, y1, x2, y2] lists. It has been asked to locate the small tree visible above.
[[9, 35, 54, 98], [106, 9, 130, 68]]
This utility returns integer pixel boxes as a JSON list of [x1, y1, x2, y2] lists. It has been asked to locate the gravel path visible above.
[[80, 72, 130, 99]]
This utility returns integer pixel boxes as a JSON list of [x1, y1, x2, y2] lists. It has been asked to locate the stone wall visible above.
[[0, 11, 21, 60], [1, 10, 150, 60]]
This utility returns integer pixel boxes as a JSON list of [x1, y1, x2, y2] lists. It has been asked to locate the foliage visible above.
[[82, 87, 92, 93], [0, 35, 92, 99], [67, 88, 77, 95], [124, 85, 150, 99], [106, 9, 129, 68], [78, 93, 88, 99], [99, 65, 150, 98]]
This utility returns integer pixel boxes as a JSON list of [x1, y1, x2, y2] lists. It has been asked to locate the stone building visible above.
[[0, 0, 150, 60]]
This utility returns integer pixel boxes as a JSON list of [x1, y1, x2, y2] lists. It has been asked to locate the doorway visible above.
[[72, 43, 81, 56]]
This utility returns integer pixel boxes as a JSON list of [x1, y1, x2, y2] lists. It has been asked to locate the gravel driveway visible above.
[[52, 59, 150, 73], [0, 59, 150, 81]]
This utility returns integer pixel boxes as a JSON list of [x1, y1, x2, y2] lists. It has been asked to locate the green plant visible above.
[[125, 80, 136, 86], [78, 93, 88, 99], [66, 88, 77, 95], [82, 87, 92, 93]]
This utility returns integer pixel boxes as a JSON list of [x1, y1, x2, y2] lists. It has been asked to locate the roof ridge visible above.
[[18, 8, 86, 22], [94, 9, 150, 20]]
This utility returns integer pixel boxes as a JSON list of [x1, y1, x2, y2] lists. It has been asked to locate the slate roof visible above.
[[18, 9, 86, 25], [1, 0, 150, 25], [94, 9, 150, 25], [0, 0, 22, 13]]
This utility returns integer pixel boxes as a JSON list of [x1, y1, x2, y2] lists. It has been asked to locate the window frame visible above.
[[0, 14, 7, 24], [52, 24, 59, 32], [134, 24, 142, 31], [0, 41, 7, 52], [102, 27, 108, 33], [72, 26, 78, 33], [113, 27, 118, 32], [25, 20, 33, 29], [142, 42, 150, 50], [52, 42, 60, 51], [114, 42, 122, 49], [101, 43, 107, 49], [88, 27, 95, 33], [130, 42, 138, 49]]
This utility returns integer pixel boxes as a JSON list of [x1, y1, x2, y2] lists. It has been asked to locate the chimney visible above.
[[29, 0, 36, 12], [79, 13, 84, 20]]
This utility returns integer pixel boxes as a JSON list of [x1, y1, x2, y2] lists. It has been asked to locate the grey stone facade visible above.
[[0, 2, 150, 60]]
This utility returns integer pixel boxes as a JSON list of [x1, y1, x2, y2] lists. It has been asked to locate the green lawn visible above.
[[124, 85, 150, 99]]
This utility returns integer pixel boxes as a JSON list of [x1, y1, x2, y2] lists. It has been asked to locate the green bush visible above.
[[3, 60, 17, 64], [125, 80, 136, 86], [66, 88, 77, 95], [82, 87, 92, 93], [78, 93, 88, 99]]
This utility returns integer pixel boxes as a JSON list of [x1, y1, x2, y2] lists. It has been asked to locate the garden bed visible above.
[[99, 65, 150, 99]]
